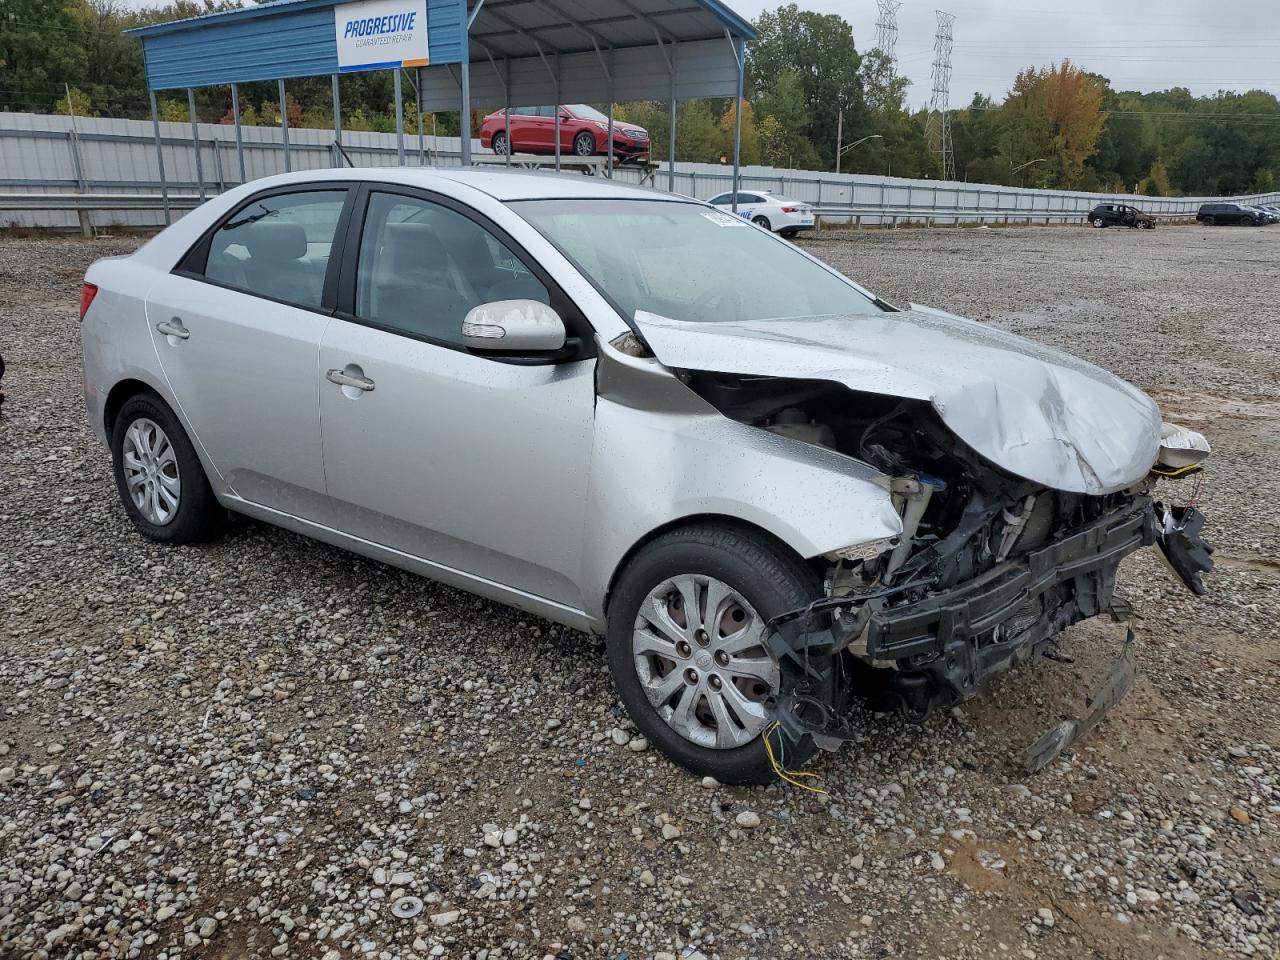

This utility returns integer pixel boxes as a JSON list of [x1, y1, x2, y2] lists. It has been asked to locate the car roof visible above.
[[230, 167, 692, 203]]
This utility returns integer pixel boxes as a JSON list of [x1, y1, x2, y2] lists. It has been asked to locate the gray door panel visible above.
[[144, 273, 331, 521], [318, 319, 595, 609]]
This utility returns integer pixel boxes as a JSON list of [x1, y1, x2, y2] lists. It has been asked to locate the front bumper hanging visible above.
[[765, 497, 1214, 766]]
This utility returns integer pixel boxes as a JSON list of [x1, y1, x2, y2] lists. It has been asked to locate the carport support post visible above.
[[331, 75, 342, 159], [231, 83, 246, 183], [554, 54, 562, 172], [394, 68, 405, 165], [417, 68, 426, 166], [503, 59, 512, 168], [460, 59, 472, 166], [148, 90, 171, 226], [731, 37, 744, 210], [187, 88, 206, 201], [606, 101, 614, 179], [278, 79, 291, 173], [667, 80, 676, 191]]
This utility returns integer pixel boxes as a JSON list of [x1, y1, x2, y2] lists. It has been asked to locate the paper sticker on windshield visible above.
[[702, 210, 749, 227]]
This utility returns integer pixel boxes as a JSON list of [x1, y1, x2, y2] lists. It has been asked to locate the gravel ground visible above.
[[1, 223, 1277, 960]]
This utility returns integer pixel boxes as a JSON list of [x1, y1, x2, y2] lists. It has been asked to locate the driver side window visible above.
[[354, 192, 550, 346]]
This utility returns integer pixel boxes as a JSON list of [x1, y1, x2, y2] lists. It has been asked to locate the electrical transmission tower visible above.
[[874, 0, 902, 62], [924, 9, 956, 181]]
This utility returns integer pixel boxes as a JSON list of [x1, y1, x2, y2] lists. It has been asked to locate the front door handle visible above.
[[326, 367, 375, 392], [155, 318, 189, 340]]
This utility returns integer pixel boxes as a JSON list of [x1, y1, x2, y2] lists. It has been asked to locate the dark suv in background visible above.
[[1197, 202, 1264, 226], [1088, 203, 1155, 229]]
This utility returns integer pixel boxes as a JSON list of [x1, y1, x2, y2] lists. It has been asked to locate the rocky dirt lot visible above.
[[0, 223, 1277, 960]]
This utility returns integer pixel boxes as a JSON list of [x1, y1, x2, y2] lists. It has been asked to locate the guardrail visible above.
[[0, 192, 1207, 231], [809, 204, 1202, 227]]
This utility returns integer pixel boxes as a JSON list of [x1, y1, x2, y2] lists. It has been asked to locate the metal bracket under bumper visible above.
[[863, 503, 1156, 662], [1020, 613, 1136, 773]]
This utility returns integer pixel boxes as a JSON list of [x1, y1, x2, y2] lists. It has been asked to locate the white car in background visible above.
[[708, 191, 815, 239]]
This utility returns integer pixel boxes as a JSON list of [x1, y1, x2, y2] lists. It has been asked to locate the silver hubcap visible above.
[[632, 574, 778, 749], [575, 135, 593, 156], [122, 418, 181, 525]]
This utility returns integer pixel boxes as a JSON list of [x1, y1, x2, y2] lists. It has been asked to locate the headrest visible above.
[[242, 221, 308, 262], [383, 222, 448, 276]]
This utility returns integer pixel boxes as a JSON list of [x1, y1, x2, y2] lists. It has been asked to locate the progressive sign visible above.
[[335, 0, 429, 72]]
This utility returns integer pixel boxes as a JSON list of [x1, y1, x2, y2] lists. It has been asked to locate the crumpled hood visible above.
[[633, 304, 1162, 495]]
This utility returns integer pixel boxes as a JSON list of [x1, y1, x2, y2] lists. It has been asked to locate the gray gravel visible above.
[[1, 223, 1276, 959]]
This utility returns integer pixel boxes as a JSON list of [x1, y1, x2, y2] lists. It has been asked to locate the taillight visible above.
[[782, 206, 800, 213], [80, 282, 98, 321]]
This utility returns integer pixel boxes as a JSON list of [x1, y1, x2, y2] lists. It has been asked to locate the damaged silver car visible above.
[[81, 170, 1213, 785]]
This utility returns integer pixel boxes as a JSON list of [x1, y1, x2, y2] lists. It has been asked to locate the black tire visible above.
[[1090, 217, 1104, 228], [1246, 217, 1258, 226], [780, 228, 799, 239], [573, 131, 596, 157], [752, 215, 772, 231], [1203, 216, 1215, 226], [606, 523, 823, 785], [491, 132, 510, 156], [111, 392, 224, 545]]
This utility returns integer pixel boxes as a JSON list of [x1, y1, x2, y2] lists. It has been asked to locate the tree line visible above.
[[4, 0, 1278, 195]]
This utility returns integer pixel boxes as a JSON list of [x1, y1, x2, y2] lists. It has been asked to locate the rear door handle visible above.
[[326, 368, 375, 392], [155, 318, 189, 340]]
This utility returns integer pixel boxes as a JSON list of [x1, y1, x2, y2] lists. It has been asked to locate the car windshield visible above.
[[567, 104, 608, 122], [510, 198, 882, 323]]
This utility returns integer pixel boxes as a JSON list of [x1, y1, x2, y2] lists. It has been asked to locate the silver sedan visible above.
[[81, 169, 1212, 783]]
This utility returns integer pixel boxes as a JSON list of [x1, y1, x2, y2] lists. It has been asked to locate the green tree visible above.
[[748, 3, 865, 167], [0, 0, 89, 111]]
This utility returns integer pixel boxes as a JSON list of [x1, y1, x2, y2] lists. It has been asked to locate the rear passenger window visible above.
[[354, 191, 550, 346], [204, 190, 346, 309]]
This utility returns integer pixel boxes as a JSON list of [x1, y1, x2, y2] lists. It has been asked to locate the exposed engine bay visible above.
[[681, 370, 1214, 764]]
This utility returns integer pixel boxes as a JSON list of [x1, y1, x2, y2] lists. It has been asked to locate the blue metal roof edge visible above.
[[696, 0, 758, 40], [126, 0, 339, 37], [127, 0, 759, 42]]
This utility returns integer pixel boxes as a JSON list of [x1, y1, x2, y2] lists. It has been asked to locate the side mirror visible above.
[[461, 299, 566, 352]]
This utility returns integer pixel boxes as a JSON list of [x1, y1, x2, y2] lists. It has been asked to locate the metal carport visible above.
[[127, 0, 757, 223]]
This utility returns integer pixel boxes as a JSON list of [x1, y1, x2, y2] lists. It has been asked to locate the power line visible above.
[[924, 9, 956, 181], [874, 0, 903, 64]]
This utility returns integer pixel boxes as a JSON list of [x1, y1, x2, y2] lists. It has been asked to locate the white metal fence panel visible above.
[[2, 112, 1277, 230]]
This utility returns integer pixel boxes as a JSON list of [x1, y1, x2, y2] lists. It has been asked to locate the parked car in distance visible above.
[[1247, 204, 1280, 224], [81, 168, 1214, 785], [1197, 202, 1265, 226], [1087, 203, 1155, 229], [708, 191, 816, 238], [479, 104, 649, 162]]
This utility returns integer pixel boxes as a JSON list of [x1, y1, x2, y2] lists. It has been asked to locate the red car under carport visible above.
[[479, 104, 650, 161]]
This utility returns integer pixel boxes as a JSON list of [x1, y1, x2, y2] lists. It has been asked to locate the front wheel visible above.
[[573, 131, 597, 157], [1137, 220, 1152, 229], [111, 392, 224, 544], [606, 524, 823, 784]]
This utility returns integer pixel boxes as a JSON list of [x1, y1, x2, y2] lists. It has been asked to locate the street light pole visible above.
[[837, 133, 883, 175]]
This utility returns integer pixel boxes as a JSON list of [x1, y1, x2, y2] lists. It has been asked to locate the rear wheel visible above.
[[1090, 217, 1105, 228], [606, 524, 823, 784], [1203, 216, 1215, 226], [752, 215, 772, 231], [780, 228, 799, 239], [111, 392, 223, 544], [491, 132, 510, 155], [573, 131, 596, 157]]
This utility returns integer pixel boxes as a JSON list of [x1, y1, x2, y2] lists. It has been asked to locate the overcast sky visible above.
[[728, 0, 1280, 108]]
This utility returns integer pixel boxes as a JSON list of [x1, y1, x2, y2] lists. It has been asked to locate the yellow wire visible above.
[[764, 722, 828, 795]]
